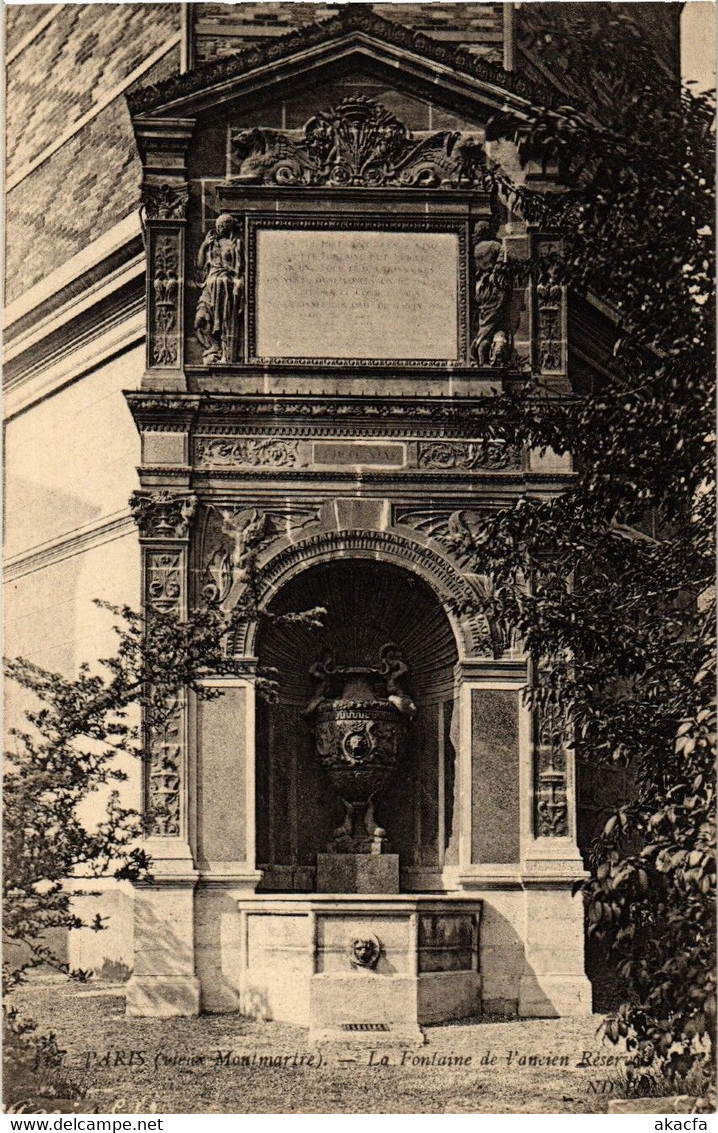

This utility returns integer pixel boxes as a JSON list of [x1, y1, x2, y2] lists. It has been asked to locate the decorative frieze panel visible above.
[[230, 97, 491, 190], [535, 699, 569, 838], [147, 695, 182, 837], [534, 238, 566, 375], [194, 436, 304, 469], [130, 490, 197, 540], [417, 440, 522, 471], [149, 231, 182, 368]]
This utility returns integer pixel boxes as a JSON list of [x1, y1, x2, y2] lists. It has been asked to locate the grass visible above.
[[6, 976, 634, 1114]]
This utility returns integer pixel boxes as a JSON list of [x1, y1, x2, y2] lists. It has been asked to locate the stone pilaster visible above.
[[126, 488, 200, 1017], [136, 118, 194, 390], [129, 488, 197, 863], [530, 232, 568, 383], [452, 658, 530, 890], [519, 661, 592, 1017]]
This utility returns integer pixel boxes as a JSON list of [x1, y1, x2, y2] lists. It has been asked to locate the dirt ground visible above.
[[7, 977, 628, 1114]]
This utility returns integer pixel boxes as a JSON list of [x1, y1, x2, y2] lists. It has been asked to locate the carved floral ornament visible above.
[[140, 181, 189, 222], [147, 694, 183, 837], [535, 695, 570, 838], [130, 490, 197, 540], [194, 436, 302, 469], [151, 235, 180, 367], [230, 97, 492, 190]]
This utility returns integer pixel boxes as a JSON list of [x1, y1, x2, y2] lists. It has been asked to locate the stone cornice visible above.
[[127, 6, 558, 121], [3, 510, 136, 583], [126, 391, 525, 429]]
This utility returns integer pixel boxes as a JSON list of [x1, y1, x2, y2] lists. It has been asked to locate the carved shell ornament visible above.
[[230, 97, 490, 189]]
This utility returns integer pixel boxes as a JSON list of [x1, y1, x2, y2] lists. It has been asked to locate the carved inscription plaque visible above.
[[254, 229, 459, 361]]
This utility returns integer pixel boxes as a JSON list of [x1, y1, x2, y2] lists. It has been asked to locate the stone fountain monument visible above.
[[304, 644, 415, 894]]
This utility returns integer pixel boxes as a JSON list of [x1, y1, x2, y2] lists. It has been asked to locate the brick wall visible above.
[[6, 4, 180, 185], [192, 2, 504, 63], [5, 45, 179, 304], [5, 3, 53, 53]]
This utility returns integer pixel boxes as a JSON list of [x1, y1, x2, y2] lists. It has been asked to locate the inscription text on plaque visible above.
[[254, 229, 460, 361]]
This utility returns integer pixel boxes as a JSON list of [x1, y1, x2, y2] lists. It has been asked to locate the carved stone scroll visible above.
[[146, 551, 183, 612], [230, 97, 491, 189], [417, 440, 521, 471]]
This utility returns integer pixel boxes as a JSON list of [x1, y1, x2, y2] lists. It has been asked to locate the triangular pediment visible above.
[[127, 5, 555, 126]]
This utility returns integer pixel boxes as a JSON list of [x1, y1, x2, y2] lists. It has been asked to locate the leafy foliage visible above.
[[4, 557, 324, 1106], [4, 578, 324, 993], [3, 1006, 85, 1110], [463, 12, 716, 1090]]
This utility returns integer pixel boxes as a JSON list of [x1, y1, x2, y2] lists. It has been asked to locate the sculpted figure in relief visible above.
[[470, 222, 512, 367], [195, 213, 244, 364]]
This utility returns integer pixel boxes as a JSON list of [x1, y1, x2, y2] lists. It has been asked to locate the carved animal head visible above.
[[351, 937, 380, 969], [233, 128, 265, 159]]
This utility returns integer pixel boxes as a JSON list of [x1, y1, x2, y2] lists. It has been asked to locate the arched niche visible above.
[[254, 558, 460, 892], [237, 527, 493, 660]]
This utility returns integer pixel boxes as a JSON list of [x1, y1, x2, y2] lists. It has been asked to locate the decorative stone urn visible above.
[[304, 645, 415, 853]]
